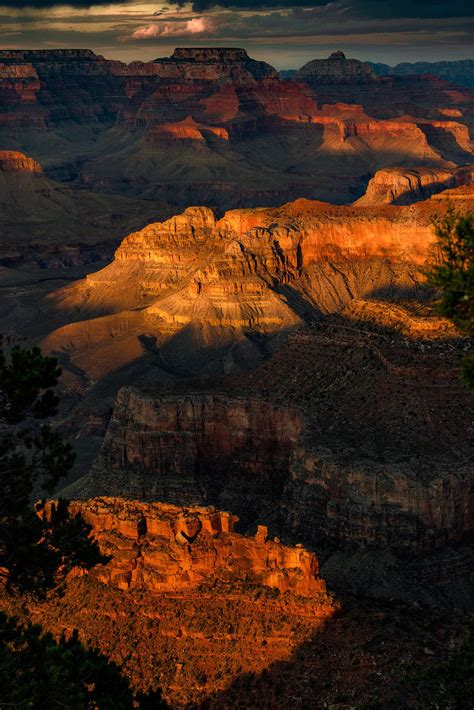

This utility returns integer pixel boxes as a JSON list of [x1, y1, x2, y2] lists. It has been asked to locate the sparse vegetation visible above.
[[0, 341, 167, 708], [0, 339, 103, 593], [0, 612, 167, 709], [427, 208, 474, 391], [389, 623, 474, 709]]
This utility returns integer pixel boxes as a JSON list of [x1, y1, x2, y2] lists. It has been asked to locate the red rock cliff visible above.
[[43, 497, 326, 598]]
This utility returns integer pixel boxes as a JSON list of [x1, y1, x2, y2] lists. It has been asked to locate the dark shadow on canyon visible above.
[[197, 594, 470, 710]]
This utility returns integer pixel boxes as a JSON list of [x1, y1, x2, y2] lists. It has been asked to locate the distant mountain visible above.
[[368, 59, 474, 89]]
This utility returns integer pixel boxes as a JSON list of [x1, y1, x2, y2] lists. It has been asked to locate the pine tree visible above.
[[0, 339, 104, 592], [427, 208, 474, 392]]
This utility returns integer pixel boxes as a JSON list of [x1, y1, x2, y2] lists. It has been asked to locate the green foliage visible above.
[[0, 612, 167, 709], [0, 342, 168, 706], [0, 339, 103, 593], [427, 208, 474, 391]]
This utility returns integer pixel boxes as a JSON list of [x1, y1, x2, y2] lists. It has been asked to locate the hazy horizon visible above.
[[1, 1, 473, 69]]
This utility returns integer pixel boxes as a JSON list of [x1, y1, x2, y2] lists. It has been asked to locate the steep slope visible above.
[[0, 150, 172, 267], [42, 194, 456, 385], [355, 164, 474, 205], [81, 300, 473, 609]]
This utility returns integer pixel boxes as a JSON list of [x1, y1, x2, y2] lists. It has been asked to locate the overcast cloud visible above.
[[0, 1, 473, 67]]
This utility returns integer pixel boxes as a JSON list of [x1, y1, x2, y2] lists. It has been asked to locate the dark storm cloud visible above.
[[0, 1, 131, 7], [178, 0, 474, 18]]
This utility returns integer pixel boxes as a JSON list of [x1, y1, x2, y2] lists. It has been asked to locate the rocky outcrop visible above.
[[43, 497, 326, 597], [357, 165, 474, 205], [1, 500, 338, 706], [43, 196, 453, 381], [151, 47, 278, 82], [356, 166, 455, 205], [296, 51, 376, 82], [0, 150, 42, 173], [150, 116, 229, 143]]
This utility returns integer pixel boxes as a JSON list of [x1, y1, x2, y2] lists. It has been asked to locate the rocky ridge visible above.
[[356, 164, 474, 205], [43, 497, 327, 597], [42, 194, 459, 383]]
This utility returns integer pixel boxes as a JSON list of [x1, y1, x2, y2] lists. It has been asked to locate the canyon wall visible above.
[[42, 195, 455, 384], [90, 392, 301, 525], [1, 48, 472, 210], [0, 150, 172, 267]]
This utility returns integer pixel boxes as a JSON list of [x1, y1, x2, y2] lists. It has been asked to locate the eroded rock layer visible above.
[[78, 299, 473, 608], [43, 497, 326, 598], [42, 192, 474, 383], [0, 150, 173, 267], [1, 48, 473, 210]]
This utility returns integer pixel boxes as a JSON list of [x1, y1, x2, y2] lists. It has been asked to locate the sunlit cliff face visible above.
[[0, 0, 473, 66]]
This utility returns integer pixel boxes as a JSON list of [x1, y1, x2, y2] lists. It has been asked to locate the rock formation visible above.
[[42, 497, 327, 597], [296, 50, 376, 82], [0, 150, 174, 267], [75, 299, 473, 609], [0, 149, 42, 172], [355, 165, 473, 205], [43, 194, 461, 383], [1, 47, 472, 211], [356, 164, 474, 206], [151, 47, 278, 82], [0, 495, 335, 706]]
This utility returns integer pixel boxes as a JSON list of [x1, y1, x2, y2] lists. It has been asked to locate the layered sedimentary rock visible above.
[[79, 299, 473, 610], [151, 47, 277, 82], [356, 165, 474, 206], [88, 320, 473, 552], [1, 47, 472, 210], [43, 497, 326, 597], [3, 495, 336, 706], [355, 165, 474, 205], [55, 197, 472, 567], [90, 393, 301, 523], [0, 149, 42, 172], [43, 195, 458, 382]]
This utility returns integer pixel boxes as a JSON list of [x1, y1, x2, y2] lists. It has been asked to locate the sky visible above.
[[0, 1, 473, 69]]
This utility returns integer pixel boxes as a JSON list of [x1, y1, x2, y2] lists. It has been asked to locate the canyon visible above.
[[1, 48, 473, 218], [0, 150, 172, 267], [5, 191, 466, 611], [0, 45, 473, 708]]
